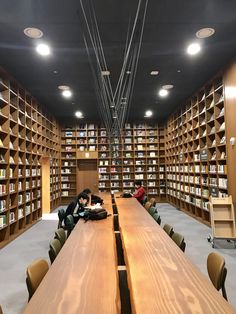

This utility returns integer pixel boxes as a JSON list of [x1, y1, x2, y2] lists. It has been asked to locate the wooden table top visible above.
[[115, 195, 236, 313], [24, 193, 120, 314]]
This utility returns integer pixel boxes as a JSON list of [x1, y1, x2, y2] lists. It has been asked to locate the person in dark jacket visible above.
[[65, 192, 89, 223]]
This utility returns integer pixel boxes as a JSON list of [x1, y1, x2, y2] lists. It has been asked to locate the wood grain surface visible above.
[[23, 193, 120, 314], [115, 195, 236, 313]]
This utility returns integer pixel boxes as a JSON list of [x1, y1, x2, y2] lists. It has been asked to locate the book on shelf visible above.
[[209, 187, 218, 197], [200, 149, 208, 161], [0, 214, 7, 227], [100, 130, 107, 136], [219, 122, 225, 131], [65, 131, 73, 137]]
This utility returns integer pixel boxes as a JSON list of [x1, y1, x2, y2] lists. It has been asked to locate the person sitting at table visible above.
[[132, 180, 146, 204], [82, 188, 92, 204], [65, 192, 89, 224]]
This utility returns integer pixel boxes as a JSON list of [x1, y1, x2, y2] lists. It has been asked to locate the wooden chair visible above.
[[207, 252, 228, 300], [163, 223, 174, 237], [48, 238, 62, 264], [57, 208, 66, 229], [55, 228, 67, 247], [149, 197, 156, 207], [171, 232, 186, 252], [144, 201, 152, 211], [0, 305, 3, 314], [153, 213, 161, 225], [26, 259, 49, 301]]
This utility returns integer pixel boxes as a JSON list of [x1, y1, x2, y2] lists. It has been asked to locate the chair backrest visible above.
[[26, 259, 49, 301], [144, 201, 152, 211], [153, 213, 161, 225], [149, 197, 156, 207], [49, 238, 62, 264], [57, 208, 66, 228], [163, 223, 174, 237], [55, 228, 67, 246], [207, 252, 228, 300], [148, 206, 157, 216], [0, 305, 3, 314], [171, 232, 186, 252], [64, 214, 75, 236]]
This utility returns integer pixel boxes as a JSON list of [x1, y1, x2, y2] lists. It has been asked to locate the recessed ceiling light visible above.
[[24, 27, 43, 39], [36, 43, 50, 56], [150, 71, 159, 76], [159, 89, 169, 97], [144, 110, 153, 117], [162, 84, 174, 90], [126, 71, 131, 74], [196, 28, 215, 39], [187, 43, 201, 55], [101, 70, 110, 76], [62, 90, 72, 98], [58, 85, 70, 90], [53, 70, 58, 74], [75, 111, 83, 118], [177, 70, 181, 73]]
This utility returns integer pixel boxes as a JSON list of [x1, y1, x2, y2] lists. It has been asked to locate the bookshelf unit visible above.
[[209, 196, 236, 247], [61, 123, 166, 202], [165, 75, 229, 225], [0, 69, 61, 247]]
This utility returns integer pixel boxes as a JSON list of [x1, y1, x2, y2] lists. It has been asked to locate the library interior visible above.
[[0, 1, 236, 313]]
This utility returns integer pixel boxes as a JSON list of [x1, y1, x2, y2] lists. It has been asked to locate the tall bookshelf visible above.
[[0, 69, 61, 247], [165, 75, 228, 225], [60, 123, 166, 202]]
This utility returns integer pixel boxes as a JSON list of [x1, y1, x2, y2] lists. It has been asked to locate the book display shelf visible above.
[[61, 123, 166, 202], [0, 70, 60, 247], [209, 196, 236, 247], [165, 75, 228, 225]]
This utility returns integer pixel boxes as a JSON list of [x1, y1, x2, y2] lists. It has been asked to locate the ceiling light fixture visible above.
[[75, 111, 83, 118], [187, 43, 201, 55], [150, 71, 159, 76], [159, 89, 169, 97], [36, 43, 50, 56], [162, 84, 174, 90], [196, 28, 215, 39], [62, 90, 72, 98], [24, 27, 43, 39], [144, 110, 153, 117], [58, 85, 70, 90], [126, 71, 131, 74], [101, 70, 110, 76]]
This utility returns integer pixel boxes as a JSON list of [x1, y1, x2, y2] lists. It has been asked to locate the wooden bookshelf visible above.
[[60, 123, 166, 202], [0, 69, 61, 247], [165, 73, 231, 226]]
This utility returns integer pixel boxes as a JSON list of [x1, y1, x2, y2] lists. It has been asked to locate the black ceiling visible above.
[[1, 0, 236, 125]]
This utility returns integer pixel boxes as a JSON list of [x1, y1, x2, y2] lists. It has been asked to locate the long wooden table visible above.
[[24, 194, 120, 314], [115, 196, 236, 313]]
